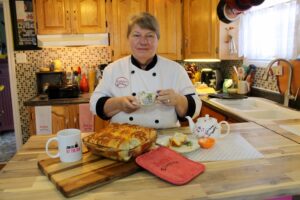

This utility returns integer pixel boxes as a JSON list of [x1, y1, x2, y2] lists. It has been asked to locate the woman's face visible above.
[[128, 24, 158, 64]]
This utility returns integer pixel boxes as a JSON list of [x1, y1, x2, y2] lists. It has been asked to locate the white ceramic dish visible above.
[[156, 135, 199, 154]]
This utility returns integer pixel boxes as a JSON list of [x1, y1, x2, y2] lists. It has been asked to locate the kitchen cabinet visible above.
[[34, 0, 106, 34], [28, 104, 108, 135], [110, 0, 182, 61], [51, 105, 79, 135], [200, 104, 244, 123], [148, 0, 182, 60], [183, 0, 219, 59], [110, 0, 147, 60], [0, 60, 14, 133]]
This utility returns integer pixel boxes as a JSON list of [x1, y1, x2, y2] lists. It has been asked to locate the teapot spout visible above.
[[185, 116, 195, 133]]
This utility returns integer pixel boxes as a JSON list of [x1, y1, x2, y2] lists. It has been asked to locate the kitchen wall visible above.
[[15, 46, 111, 143]]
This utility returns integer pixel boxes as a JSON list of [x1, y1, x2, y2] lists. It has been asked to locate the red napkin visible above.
[[136, 146, 205, 185]]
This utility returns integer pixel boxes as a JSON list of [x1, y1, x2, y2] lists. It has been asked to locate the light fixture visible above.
[[183, 58, 221, 62]]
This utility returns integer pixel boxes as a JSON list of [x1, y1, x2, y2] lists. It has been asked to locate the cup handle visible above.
[[45, 137, 59, 158], [219, 121, 230, 137]]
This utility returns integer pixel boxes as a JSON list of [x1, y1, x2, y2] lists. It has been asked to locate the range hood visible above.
[[37, 33, 109, 47]]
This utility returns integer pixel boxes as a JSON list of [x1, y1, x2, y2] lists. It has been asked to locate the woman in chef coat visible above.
[[90, 12, 201, 128]]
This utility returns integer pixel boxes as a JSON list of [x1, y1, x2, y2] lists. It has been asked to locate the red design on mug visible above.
[[115, 77, 129, 88], [66, 142, 81, 154]]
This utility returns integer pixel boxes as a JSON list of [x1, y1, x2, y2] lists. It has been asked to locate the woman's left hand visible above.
[[156, 89, 179, 106]]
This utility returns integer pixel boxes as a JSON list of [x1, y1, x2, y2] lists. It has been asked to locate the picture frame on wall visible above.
[[9, 0, 40, 50]]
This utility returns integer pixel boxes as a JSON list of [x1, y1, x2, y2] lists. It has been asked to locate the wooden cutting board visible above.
[[38, 152, 141, 198]]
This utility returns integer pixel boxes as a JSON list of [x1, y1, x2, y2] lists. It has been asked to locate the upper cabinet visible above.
[[148, 0, 182, 60], [183, 0, 219, 59], [110, 0, 147, 60], [110, 0, 182, 61], [34, 0, 106, 34]]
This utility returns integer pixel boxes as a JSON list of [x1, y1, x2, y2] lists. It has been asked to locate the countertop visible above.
[[24, 93, 92, 106], [1, 123, 300, 199], [201, 96, 300, 143]]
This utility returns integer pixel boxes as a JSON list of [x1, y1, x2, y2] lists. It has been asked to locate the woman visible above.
[[90, 12, 201, 128]]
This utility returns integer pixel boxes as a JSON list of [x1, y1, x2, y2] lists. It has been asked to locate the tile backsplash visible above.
[[15, 46, 111, 143]]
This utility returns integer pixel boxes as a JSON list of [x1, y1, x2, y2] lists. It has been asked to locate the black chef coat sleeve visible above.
[[95, 96, 112, 120], [177, 94, 196, 122]]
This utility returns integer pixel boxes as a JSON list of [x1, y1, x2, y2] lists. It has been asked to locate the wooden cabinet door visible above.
[[72, 0, 106, 33], [51, 105, 79, 134], [148, 0, 182, 60], [111, 0, 147, 60], [67, 105, 79, 129], [183, 0, 219, 59], [200, 105, 226, 122], [51, 106, 69, 134], [35, 0, 72, 34]]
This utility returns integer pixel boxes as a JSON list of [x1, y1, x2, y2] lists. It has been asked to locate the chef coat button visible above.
[[129, 117, 134, 121], [152, 72, 156, 76], [132, 92, 136, 96], [155, 119, 159, 124], [131, 70, 135, 74]]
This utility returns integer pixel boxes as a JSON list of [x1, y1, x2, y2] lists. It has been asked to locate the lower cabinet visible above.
[[28, 104, 109, 135], [200, 104, 245, 123]]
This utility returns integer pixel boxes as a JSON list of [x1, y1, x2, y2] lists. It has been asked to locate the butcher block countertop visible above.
[[2, 123, 300, 200]]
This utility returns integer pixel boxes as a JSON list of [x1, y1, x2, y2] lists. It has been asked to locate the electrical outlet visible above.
[[15, 53, 27, 64], [271, 65, 283, 76]]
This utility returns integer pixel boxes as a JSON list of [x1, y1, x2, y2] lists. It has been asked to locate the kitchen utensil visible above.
[[237, 80, 249, 94], [136, 146, 205, 185], [186, 114, 230, 139], [38, 152, 140, 197]]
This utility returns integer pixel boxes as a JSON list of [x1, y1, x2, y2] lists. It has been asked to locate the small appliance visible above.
[[200, 68, 223, 90]]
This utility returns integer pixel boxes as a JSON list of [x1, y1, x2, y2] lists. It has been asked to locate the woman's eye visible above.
[[133, 34, 141, 38], [146, 34, 155, 39]]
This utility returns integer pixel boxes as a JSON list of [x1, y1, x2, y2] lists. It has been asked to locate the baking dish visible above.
[[82, 124, 157, 161]]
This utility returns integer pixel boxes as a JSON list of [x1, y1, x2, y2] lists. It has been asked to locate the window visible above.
[[238, 0, 299, 63]]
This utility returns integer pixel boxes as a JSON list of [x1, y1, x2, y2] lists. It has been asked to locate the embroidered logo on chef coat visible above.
[[115, 77, 129, 88]]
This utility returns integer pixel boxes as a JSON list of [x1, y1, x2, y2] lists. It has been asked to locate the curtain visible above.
[[238, 0, 298, 60]]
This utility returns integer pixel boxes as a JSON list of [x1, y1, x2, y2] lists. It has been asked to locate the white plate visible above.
[[156, 135, 199, 154]]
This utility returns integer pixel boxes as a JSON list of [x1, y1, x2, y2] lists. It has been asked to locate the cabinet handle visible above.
[[185, 38, 188, 48], [74, 117, 77, 124], [65, 118, 69, 126]]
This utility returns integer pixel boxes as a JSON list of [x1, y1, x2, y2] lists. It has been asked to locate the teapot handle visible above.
[[218, 121, 230, 137]]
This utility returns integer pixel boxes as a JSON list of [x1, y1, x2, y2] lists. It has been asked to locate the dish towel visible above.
[[136, 146, 205, 185], [35, 106, 52, 135], [79, 103, 94, 132]]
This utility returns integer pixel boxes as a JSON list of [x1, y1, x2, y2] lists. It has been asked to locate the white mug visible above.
[[45, 129, 82, 162]]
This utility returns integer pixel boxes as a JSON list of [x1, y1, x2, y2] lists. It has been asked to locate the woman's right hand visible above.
[[118, 96, 140, 113], [104, 96, 140, 117]]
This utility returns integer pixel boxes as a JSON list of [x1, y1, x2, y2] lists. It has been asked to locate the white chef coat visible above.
[[90, 55, 201, 129]]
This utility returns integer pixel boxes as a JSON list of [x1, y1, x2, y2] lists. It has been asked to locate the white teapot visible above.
[[185, 114, 230, 138]]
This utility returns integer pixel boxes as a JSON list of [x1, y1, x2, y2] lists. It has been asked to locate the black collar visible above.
[[131, 55, 157, 71]]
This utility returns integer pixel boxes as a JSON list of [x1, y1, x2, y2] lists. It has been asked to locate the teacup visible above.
[[137, 91, 156, 106]]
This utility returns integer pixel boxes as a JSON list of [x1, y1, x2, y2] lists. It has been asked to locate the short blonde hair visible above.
[[127, 12, 160, 39]]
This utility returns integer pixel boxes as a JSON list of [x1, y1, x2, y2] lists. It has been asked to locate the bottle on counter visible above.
[[80, 72, 89, 93], [88, 66, 96, 92], [66, 66, 73, 85]]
